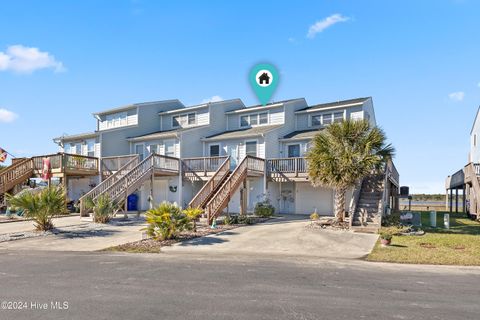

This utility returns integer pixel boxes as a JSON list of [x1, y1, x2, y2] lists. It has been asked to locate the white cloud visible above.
[[307, 14, 350, 39], [0, 108, 18, 123], [0, 45, 65, 74], [477, 82, 480, 88], [448, 91, 465, 101], [202, 95, 223, 103]]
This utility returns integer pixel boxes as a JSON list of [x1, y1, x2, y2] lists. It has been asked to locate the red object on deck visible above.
[[41, 157, 52, 181]]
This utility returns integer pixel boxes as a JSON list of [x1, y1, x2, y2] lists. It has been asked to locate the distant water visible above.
[[399, 200, 446, 206]]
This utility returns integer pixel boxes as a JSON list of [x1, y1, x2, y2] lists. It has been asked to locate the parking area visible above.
[[162, 215, 379, 259]]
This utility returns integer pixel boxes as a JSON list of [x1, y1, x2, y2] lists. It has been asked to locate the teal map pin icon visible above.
[[249, 63, 279, 106]]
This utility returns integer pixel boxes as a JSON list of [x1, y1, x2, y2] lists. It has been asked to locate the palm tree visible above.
[[7, 185, 67, 231], [306, 119, 394, 222]]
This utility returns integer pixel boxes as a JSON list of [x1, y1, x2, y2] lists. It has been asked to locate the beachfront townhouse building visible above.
[[446, 106, 480, 219], [1, 96, 399, 231]]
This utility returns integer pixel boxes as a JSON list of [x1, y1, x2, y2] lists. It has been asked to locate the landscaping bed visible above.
[[367, 211, 480, 266], [102, 216, 270, 254]]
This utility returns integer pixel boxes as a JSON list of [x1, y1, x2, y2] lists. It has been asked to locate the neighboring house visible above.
[[44, 96, 397, 225], [446, 106, 480, 218]]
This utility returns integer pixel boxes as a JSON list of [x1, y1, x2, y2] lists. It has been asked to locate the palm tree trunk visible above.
[[334, 187, 347, 222]]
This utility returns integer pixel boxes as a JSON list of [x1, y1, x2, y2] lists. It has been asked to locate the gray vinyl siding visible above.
[[100, 101, 182, 157], [226, 105, 285, 131], [264, 99, 308, 158], [161, 106, 210, 131]]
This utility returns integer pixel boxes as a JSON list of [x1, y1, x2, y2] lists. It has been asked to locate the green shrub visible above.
[[91, 194, 117, 223], [310, 212, 320, 221], [237, 215, 253, 225], [254, 200, 275, 217], [382, 212, 401, 227], [7, 185, 67, 231], [183, 207, 203, 232], [145, 202, 191, 240], [224, 215, 238, 225]]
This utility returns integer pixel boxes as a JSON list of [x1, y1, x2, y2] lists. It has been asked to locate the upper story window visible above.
[[240, 112, 269, 127], [172, 112, 196, 128], [99, 109, 137, 131], [245, 141, 257, 157], [310, 111, 345, 127]]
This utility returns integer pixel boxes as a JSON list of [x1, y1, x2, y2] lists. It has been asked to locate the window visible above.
[[75, 143, 82, 155], [240, 112, 269, 127], [87, 140, 95, 157], [245, 141, 257, 157], [104, 112, 127, 129], [333, 112, 344, 123], [259, 112, 268, 125], [187, 113, 196, 125], [311, 115, 321, 126], [240, 116, 249, 127], [172, 116, 180, 127], [287, 144, 300, 158], [164, 141, 176, 157], [323, 113, 332, 125], [209, 144, 220, 157], [172, 113, 196, 128]]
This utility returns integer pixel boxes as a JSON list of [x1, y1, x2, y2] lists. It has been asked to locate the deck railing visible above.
[[101, 155, 139, 177], [182, 156, 228, 174], [267, 157, 307, 175], [32, 153, 99, 173]]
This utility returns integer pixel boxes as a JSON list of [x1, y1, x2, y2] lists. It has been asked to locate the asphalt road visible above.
[[0, 251, 479, 320]]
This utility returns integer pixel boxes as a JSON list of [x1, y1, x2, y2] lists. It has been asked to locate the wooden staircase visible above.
[[79, 153, 179, 216], [188, 156, 231, 210], [79, 155, 140, 215], [0, 158, 34, 209], [205, 156, 264, 224], [350, 173, 385, 232]]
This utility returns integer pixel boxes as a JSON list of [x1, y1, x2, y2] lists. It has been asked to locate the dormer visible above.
[[159, 104, 209, 130], [294, 97, 375, 130]]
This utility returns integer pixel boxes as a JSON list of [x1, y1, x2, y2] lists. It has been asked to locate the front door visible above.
[[226, 145, 238, 169], [134, 143, 145, 161]]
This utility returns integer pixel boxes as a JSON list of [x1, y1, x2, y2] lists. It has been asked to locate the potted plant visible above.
[[379, 229, 393, 246]]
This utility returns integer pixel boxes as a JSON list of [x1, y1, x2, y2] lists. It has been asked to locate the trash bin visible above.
[[127, 194, 138, 211]]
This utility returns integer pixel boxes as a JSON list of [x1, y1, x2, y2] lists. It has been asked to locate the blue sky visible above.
[[1, 0, 479, 194]]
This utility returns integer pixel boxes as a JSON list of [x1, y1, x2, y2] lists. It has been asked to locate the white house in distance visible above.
[[0, 96, 399, 231], [446, 106, 480, 219]]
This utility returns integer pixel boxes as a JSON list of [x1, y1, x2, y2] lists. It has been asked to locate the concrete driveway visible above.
[[0, 215, 146, 251], [162, 215, 378, 259]]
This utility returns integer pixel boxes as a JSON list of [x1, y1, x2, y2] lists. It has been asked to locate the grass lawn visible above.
[[367, 211, 480, 266]]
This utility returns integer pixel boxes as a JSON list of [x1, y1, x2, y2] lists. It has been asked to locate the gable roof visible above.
[[280, 129, 322, 141], [127, 126, 209, 142], [157, 98, 244, 115], [93, 99, 183, 116], [202, 125, 282, 141], [296, 97, 370, 113], [225, 98, 305, 115], [53, 131, 98, 143], [470, 106, 480, 135]]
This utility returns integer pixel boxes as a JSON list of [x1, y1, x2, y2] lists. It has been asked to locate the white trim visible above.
[[158, 104, 207, 115], [226, 102, 285, 114]]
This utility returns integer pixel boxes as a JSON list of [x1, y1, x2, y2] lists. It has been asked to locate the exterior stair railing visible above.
[[205, 156, 265, 224], [188, 156, 230, 209], [79, 155, 140, 215]]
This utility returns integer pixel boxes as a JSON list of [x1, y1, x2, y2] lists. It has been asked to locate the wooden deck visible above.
[[31, 153, 99, 178], [267, 157, 308, 181]]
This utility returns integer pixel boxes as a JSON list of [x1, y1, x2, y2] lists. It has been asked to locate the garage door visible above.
[[295, 183, 333, 215]]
